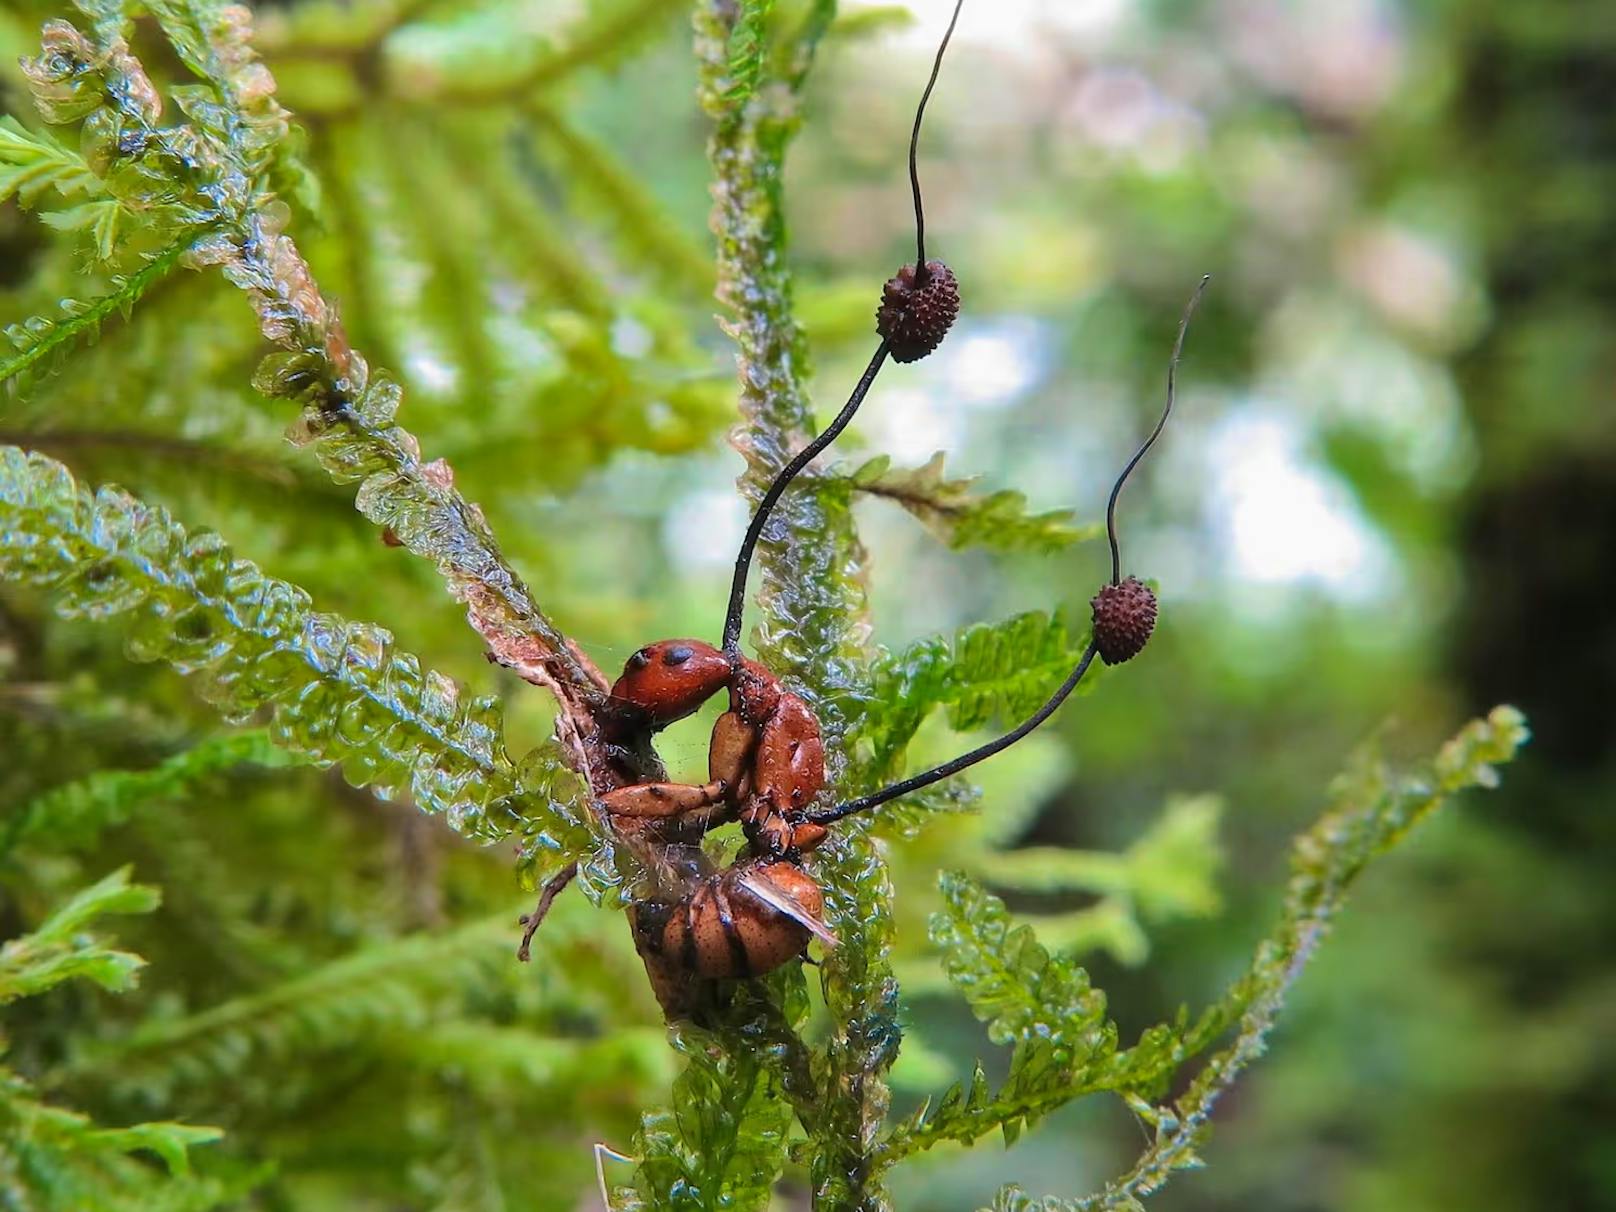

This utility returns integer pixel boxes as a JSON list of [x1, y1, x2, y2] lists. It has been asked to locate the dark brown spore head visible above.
[[877, 259, 960, 362], [1090, 576, 1158, 665]]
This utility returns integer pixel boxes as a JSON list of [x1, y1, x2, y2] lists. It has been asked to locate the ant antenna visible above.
[[809, 278, 1209, 827], [720, 2, 966, 656], [911, 0, 965, 272]]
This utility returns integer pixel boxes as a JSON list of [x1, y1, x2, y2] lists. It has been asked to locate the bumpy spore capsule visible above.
[[1090, 576, 1158, 665], [876, 260, 960, 362]]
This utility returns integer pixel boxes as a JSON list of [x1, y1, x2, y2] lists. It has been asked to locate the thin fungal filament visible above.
[[810, 278, 1210, 826]]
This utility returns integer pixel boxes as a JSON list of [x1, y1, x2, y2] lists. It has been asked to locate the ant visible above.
[[517, 0, 1205, 1020]]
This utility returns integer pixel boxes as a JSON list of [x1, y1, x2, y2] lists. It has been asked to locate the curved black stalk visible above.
[[722, 342, 890, 654], [721, 5, 967, 655], [1105, 275, 1210, 584], [810, 641, 1100, 825], [910, 0, 965, 273], [812, 277, 1210, 825]]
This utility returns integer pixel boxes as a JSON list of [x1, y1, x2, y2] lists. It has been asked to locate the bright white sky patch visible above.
[[887, 0, 1133, 49], [1206, 406, 1397, 602], [870, 320, 1044, 460], [869, 386, 964, 463], [938, 320, 1044, 407], [405, 350, 459, 394], [662, 488, 745, 573]]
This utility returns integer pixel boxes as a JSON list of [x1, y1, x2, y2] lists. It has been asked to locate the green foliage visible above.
[[0, 116, 99, 207], [978, 796, 1224, 965], [0, 446, 586, 850], [0, 110, 151, 264], [0, 0, 1551, 1208], [980, 797, 1222, 912], [618, 1023, 794, 1211], [985, 707, 1531, 1210], [0, 870, 234, 1210], [0, 867, 157, 1002], [83, 910, 526, 1101], [3, 728, 292, 856], [857, 610, 1090, 775], [850, 453, 1095, 554], [1, 240, 187, 391]]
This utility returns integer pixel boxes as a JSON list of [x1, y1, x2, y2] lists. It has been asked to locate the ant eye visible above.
[[627, 649, 652, 671], [665, 645, 695, 666]]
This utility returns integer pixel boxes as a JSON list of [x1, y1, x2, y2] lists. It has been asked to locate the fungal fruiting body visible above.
[[877, 259, 960, 362], [1090, 576, 1159, 665]]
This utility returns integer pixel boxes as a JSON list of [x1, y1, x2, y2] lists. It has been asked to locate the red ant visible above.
[[518, 1, 1205, 1019]]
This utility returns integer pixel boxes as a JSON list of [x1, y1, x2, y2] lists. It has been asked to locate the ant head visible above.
[[610, 639, 731, 729]]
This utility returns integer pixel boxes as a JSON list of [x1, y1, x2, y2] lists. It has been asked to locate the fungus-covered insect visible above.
[[516, 0, 1207, 1022], [572, 274, 1204, 1020]]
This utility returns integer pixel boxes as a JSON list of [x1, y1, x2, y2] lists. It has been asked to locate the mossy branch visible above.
[[0, 446, 589, 850], [686, 5, 897, 1209], [10, 1, 639, 792], [881, 707, 1528, 1205]]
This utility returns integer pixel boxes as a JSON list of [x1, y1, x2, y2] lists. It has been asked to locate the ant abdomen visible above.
[[648, 863, 826, 980]]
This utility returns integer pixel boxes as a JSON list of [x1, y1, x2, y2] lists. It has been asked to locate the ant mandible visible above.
[[517, 1, 1205, 1016]]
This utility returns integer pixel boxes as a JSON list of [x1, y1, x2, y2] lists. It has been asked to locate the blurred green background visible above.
[[0, 0, 1610, 1208]]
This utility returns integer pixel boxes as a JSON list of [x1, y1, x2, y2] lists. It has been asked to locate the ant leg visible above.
[[517, 862, 578, 962], [600, 779, 729, 819], [710, 882, 753, 978], [709, 710, 755, 799]]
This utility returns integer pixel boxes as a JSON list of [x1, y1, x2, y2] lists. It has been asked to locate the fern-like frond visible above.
[[857, 610, 1091, 775], [978, 796, 1224, 921], [851, 453, 1096, 554], [0, 115, 100, 206], [924, 872, 1118, 1147], [526, 111, 713, 295], [3, 729, 293, 857], [0, 1065, 245, 1211], [392, 1022, 672, 1103], [885, 706, 1529, 1193], [0, 239, 189, 393], [0, 446, 589, 849], [0, 870, 236, 1207], [381, 0, 687, 105], [0, 867, 157, 1002], [80, 911, 519, 1102]]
